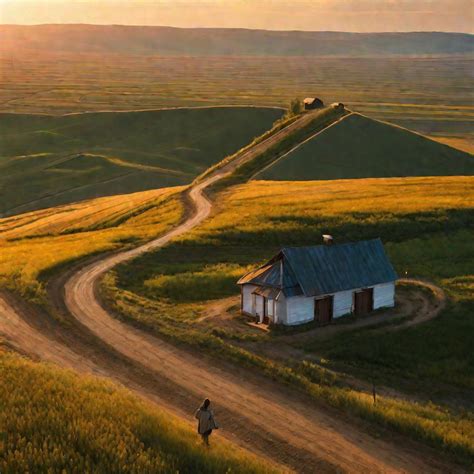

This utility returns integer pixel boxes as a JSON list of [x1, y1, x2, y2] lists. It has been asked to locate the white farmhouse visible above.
[[237, 238, 397, 326]]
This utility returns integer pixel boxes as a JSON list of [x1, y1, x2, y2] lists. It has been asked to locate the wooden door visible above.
[[314, 296, 333, 324], [354, 288, 374, 315]]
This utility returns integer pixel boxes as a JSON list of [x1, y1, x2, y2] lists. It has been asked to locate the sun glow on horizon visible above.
[[0, 0, 472, 33]]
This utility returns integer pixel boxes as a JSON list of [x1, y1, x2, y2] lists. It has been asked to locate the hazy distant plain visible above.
[[1, 52, 473, 151]]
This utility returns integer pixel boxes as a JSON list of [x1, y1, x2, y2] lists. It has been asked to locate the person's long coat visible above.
[[195, 408, 217, 434]]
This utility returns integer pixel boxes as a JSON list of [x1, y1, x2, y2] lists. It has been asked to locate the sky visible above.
[[0, 0, 472, 33]]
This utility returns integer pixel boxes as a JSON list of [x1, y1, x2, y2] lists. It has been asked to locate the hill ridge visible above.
[[252, 112, 355, 179], [1, 25, 472, 56], [256, 112, 474, 181]]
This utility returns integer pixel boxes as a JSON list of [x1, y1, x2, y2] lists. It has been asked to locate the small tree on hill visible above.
[[288, 98, 303, 117]]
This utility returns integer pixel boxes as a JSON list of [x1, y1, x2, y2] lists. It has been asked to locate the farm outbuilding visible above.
[[237, 238, 397, 326], [303, 97, 324, 110], [331, 102, 345, 111]]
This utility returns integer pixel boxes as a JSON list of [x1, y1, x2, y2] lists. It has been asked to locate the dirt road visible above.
[[0, 110, 462, 473]]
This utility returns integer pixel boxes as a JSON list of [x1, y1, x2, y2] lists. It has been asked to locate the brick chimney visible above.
[[322, 234, 334, 245]]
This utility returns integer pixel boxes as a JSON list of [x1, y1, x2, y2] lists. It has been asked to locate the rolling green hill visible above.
[[257, 113, 474, 181], [0, 107, 282, 216]]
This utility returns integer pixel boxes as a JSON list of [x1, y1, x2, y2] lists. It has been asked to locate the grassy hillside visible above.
[[1, 25, 472, 56], [257, 113, 474, 181], [1, 48, 471, 152], [208, 106, 347, 194], [0, 349, 276, 473], [102, 176, 474, 464], [0, 107, 282, 216], [0, 187, 185, 300]]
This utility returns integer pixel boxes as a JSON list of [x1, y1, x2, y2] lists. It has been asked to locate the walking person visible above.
[[195, 398, 218, 446]]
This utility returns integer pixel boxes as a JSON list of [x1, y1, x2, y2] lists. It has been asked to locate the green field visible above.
[[1, 51, 472, 151], [101, 177, 474, 463], [207, 106, 347, 193], [0, 349, 276, 473], [0, 107, 282, 215], [257, 113, 474, 180]]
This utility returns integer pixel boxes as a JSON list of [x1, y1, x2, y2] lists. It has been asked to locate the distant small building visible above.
[[331, 102, 345, 111], [237, 238, 397, 326], [303, 97, 324, 110]]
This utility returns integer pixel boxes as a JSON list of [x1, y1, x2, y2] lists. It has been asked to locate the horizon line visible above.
[[0, 23, 472, 35]]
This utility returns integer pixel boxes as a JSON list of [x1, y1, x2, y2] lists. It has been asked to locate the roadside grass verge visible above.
[[0, 349, 278, 473], [194, 111, 299, 184]]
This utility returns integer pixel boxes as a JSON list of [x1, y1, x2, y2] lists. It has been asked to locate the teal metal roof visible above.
[[238, 238, 397, 297], [238, 257, 303, 296]]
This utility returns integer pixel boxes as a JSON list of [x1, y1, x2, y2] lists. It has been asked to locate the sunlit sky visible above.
[[0, 0, 472, 33]]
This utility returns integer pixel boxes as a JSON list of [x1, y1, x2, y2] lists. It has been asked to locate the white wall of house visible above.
[[241, 284, 286, 323], [281, 282, 395, 325], [275, 292, 286, 324], [267, 298, 274, 317], [333, 290, 353, 318], [255, 295, 265, 321], [285, 295, 314, 326], [373, 282, 396, 309], [281, 289, 352, 325], [242, 281, 396, 325], [241, 284, 257, 315]]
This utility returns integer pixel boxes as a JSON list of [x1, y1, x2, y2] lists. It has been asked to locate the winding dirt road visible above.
[[0, 111, 463, 473]]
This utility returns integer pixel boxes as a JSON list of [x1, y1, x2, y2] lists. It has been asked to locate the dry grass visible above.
[[0, 349, 278, 473], [0, 187, 185, 300], [430, 136, 474, 154]]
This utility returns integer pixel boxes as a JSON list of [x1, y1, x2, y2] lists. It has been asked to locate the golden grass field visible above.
[[0, 348, 277, 473], [0, 187, 185, 299], [197, 176, 474, 245], [1, 176, 473, 466]]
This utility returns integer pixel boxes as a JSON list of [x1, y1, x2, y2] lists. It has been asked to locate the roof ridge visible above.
[[281, 237, 382, 252], [281, 247, 312, 295]]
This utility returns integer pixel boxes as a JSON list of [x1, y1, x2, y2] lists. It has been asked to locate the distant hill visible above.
[[0, 25, 473, 56], [0, 107, 282, 216], [256, 113, 474, 181]]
